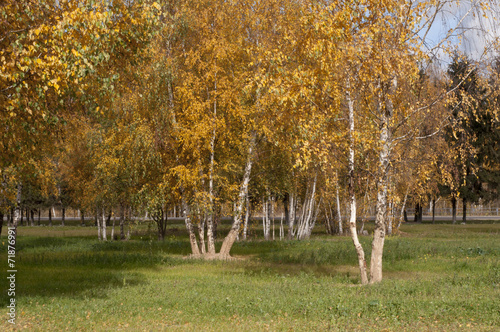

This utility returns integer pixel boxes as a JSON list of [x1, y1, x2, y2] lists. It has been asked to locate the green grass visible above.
[[0, 223, 499, 331]]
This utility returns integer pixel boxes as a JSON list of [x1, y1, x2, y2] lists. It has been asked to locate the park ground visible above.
[[1, 220, 499, 331]]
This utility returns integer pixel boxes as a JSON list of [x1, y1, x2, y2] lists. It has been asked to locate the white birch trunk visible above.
[[271, 197, 275, 241], [182, 194, 200, 256], [97, 209, 102, 241], [102, 208, 107, 241], [206, 77, 217, 254], [335, 177, 343, 235], [297, 175, 317, 240], [397, 191, 409, 231], [387, 200, 393, 235], [219, 133, 256, 257], [263, 195, 270, 240], [346, 82, 369, 285], [370, 77, 396, 284], [288, 192, 295, 239], [280, 212, 284, 240], [242, 194, 250, 240], [111, 214, 116, 241]]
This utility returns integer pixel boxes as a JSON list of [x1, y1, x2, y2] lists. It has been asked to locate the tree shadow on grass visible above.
[[0, 238, 194, 304], [11, 267, 144, 301]]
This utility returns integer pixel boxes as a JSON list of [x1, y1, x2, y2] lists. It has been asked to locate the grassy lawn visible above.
[[1, 222, 499, 331]]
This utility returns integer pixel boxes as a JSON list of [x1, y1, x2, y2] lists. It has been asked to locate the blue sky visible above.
[[418, 0, 499, 64]]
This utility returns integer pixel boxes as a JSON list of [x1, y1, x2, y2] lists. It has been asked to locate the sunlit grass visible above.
[[0, 222, 499, 330]]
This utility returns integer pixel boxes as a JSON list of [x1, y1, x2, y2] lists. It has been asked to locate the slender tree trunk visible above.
[[280, 212, 284, 240], [263, 195, 270, 240], [11, 183, 22, 248], [432, 198, 436, 224], [0, 211, 3, 236], [198, 214, 207, 254], [272, 197, 275, 241], [111, 214, 116, 241], [462, 197, 467, 224], [283, 194, 289, 234], [61, 207, 65, 226], [451, 196, 457, 224], [288, 192, 295, 240], [20, 207, 24, 226], [97, 209, 102, 241], [48, 207, 52, 226], [346, 84, 368, 285], [219, 133, 256, 257], [38, 209, 41, 226], [94, 206, 98, 226], [336, 180, 343, 235], [243, 193, 250, 240], [120, 205, 125, 240], [414, 203, 420, 222], [101, 207, 107, 241], [397, 191, 409, 231], [80, 210, 85, 226], [387, 200, 393, 235]]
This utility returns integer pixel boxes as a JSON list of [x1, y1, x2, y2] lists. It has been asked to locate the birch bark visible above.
[[182, 194, 201, 256], [370, 78, 395, 284], [346, 86, 368, 285], [219, 133, 256, 257]]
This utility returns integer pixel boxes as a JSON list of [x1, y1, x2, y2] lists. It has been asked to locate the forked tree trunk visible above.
[[182, 194, 200, 256], [346, 85, 368, 285], [324, 204, 335, 235], [297, 174, 318, 240], [219, 133, 256, 257]]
